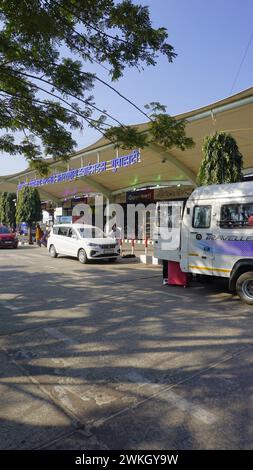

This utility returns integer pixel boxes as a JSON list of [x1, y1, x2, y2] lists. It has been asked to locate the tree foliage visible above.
[[16, 186, 42, 226], [197, 132, 243, 186], [104, 102, 195, 150], [0, 191, 16, 226], [0, 0, 185, 174]]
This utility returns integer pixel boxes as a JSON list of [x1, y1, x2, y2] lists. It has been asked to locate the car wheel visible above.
[[13, 244, 18, 249], [236, 271, 253, 305], [49, 244, 58, 258], [78, 248, 87, 264]]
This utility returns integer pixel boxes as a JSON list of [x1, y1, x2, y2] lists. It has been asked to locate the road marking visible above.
[[160, 390, 217, 425], [125, 371, 217, 424]]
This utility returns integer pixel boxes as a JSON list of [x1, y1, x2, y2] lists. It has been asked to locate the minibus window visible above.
[[156, 204, 172, 229], [220, 203, 253, 228], [193, 205, 211, 229]]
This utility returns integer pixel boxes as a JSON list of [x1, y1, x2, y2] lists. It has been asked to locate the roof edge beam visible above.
[[187, 95, 253, 123], [111, 180, 193, 196]]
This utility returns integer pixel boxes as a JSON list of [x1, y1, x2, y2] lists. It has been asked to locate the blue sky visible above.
[[1, 0, 253, 175]]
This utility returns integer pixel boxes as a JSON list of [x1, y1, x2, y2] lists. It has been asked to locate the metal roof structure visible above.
[[1, 87, 253, 202]]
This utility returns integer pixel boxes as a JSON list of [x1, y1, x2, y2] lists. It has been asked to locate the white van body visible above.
[[154, 182, 253, 304], [47, 223, 120, 263]]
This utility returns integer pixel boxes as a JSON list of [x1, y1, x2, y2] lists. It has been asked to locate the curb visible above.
[[139, 254, 161, 265]]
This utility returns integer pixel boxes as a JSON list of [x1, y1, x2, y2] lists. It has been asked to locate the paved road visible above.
[[0, 246, 252, 450]]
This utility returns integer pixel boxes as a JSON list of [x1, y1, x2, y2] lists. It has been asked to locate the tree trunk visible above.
[[28, 224, 33, 245]]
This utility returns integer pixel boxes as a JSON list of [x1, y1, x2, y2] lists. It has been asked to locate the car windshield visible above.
[[77, 227, 106, 238], [0, 226, 10, 234]]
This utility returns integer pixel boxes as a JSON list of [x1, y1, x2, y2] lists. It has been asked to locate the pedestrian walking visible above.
[[40, 225, 50, 247]]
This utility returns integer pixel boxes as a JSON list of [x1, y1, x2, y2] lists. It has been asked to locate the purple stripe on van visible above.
[[198, 240, 253, 256]]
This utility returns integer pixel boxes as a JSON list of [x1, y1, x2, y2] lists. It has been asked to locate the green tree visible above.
[[0, 192, 8, 223], [16, 187, 42, 244], [197, 132, 243, 186], [0, 0, 184, 174], [0, 191, 16, 227], [105, 102, 195, 151]]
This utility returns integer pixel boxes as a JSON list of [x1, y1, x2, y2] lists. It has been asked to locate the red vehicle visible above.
[[0, 226, 18, 249]]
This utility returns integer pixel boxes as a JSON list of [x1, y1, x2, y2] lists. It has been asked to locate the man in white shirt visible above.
[[109, 223, 122, 245]]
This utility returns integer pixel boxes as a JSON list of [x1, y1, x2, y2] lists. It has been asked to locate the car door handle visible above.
[[201, 256, 207, 259]]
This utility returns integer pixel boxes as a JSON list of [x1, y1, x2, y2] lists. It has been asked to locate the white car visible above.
[[47, 223, 120, 263]]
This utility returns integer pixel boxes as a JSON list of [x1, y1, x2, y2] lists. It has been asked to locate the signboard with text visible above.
[[126, 189, 154, 204], [18, 150, 141, 190]]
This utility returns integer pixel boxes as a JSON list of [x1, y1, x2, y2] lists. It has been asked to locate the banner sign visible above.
[[17, 150, 141, 190], [126, 188, 154, 204]]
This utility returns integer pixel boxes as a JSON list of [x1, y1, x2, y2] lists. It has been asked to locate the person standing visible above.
[[109, 223, 122, 245], [35, 223, 43, 246]]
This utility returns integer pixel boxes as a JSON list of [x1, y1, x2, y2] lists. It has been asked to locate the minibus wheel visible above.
[[236, 271, 253, 305]]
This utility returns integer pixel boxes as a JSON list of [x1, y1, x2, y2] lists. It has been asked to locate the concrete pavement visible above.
[[0, 245, 253, 449]]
